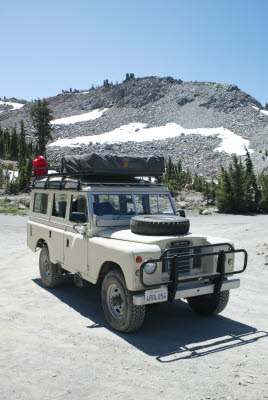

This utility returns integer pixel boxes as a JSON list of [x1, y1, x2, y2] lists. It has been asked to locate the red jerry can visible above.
[[33, 156, 47, 175]]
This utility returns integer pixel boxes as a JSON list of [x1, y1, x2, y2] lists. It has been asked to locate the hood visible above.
[[97, 227, 207, 247]]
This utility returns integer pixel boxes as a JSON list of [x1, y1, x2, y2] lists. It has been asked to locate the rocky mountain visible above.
[[1, 76, 268, 176]]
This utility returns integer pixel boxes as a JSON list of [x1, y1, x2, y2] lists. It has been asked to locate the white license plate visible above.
[[145, 287, 168, 305]]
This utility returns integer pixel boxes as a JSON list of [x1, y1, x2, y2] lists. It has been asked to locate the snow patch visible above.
[[0, 100, 24, 111], [7, 170, 19, 180], [251, 105, 268, 116], [49, 122, 253, 156], [51, 108, 108, 125]]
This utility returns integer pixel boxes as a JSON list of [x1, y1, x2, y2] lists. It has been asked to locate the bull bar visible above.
[[139, 243, 248, 301]]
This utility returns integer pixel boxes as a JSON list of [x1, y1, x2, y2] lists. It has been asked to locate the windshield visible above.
[[133, 194, 174, 215], [93, 194, 135, 216], [92, 193, 174, 216]]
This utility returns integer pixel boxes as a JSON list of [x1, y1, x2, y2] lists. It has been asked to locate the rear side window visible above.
[[70, 195, 88, 221], [52, 194, 67, 218], [33, 193, 49, 214]]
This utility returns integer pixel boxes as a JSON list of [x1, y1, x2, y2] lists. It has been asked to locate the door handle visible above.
[[66, 239, 69, 247]]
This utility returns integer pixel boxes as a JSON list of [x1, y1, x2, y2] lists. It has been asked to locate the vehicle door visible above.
[[48, 192, 68, 264], [64, 193, 89, 273]]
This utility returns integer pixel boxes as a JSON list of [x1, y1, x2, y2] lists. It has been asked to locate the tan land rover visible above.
[[27, 154, 247, 332]]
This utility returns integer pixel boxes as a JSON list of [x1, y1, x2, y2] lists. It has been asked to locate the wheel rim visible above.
[[107, 283, 125, 319], [41, 253, 50, 279]]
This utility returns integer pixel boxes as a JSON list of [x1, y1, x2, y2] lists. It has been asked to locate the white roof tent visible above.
[[32, 154, 165, 191]]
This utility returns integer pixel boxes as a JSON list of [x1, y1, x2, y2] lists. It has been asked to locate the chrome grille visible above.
[[165, 241, 191, 275]]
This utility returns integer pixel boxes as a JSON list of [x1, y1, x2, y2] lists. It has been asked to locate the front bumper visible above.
[[133, 242, 247, 305], [133, 278, 240, 305]]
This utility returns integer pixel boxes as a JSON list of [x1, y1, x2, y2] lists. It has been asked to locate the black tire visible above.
[[39, 246, 63, 288], [130, 215, 190, 235], [101, 270, 145, 333], [187, 290, 230, 315]]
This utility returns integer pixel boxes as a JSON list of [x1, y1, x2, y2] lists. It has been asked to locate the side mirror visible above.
[[69, 212, 87, 224], [176, 209, 186, 218]]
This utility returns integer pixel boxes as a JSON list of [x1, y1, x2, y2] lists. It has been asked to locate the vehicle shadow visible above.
[[33, 277, 267, 363]]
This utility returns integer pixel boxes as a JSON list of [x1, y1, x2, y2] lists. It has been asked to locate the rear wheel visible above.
[[187, 290, 230, 315], [101, 270, 145, 333], [39, 246, 63, 288]]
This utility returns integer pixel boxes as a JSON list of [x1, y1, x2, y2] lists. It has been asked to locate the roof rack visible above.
[[31, 154, 164, 190], [31, 173, 161, 191]]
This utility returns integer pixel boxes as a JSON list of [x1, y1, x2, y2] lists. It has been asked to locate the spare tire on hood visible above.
[[130, 215, 190, 236]]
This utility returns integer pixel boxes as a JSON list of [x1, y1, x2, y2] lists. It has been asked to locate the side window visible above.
[[33, 193, 49, 214], [52, 193, 67, 218], [70, 195, 88, 221]]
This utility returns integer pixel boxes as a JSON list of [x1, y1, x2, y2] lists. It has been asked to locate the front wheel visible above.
[[101, 270, 145, 333], [187, 290, 230, 315]]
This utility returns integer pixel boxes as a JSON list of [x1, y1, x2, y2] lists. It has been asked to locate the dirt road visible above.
[[0, 214, 267, 400]]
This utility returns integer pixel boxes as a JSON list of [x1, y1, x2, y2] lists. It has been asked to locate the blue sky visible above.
[[1, 0, 267, 105]]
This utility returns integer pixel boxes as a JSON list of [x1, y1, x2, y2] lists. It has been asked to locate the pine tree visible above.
[[229, 155, 245, 212], [202, 182, 210, 200], [184, 168, 192, 185], [216, 167, 233, 212], [0, 165, 4, 187], [258, 171, 268, 211], [30, 100, 54, 155], [0, 134, 4, 155], [10, 127, 19, 158], [244, 150, 260, 211], [19, 120, 27, 161], [4, 128, 10, 154], [26, 157, 33, 184], [123, 73, 135, 82], [17, 157, 28, 190]]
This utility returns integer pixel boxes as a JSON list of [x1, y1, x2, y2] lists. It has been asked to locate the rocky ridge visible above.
[[1, 76, 268, 176]]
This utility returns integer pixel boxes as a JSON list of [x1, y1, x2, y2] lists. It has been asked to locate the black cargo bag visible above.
[[61, 153, 165, 176]]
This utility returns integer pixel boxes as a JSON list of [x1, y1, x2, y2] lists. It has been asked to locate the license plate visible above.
[[145, 287, 168, 304]]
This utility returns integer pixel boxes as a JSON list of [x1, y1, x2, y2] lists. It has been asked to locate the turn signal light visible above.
[[136, 256, 143, 263]]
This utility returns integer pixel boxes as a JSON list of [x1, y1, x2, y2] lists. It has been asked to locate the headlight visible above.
[[144, 262, 157, 274]]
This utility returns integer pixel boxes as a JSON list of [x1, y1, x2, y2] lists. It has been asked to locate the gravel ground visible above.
[[0, 214, 268, 400]]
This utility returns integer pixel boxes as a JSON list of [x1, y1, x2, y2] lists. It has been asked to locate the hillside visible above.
[[1, 76, 268, 176]]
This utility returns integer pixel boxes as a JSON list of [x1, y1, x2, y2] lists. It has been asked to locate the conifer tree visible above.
[[184, 168, 192, 185], [19, 120, 27, 161], [216, 166, 233, 211], [244, 150, 260, 210], [0, 134, 4, 155], [30, 100, 54, 155], [0, 166, 4, 187], [4, 129, 10, 154], [17, 157, 28, 190], [229, 155, 245, 212], [258, 171, 268, 211], [10, 127, 19, 158]]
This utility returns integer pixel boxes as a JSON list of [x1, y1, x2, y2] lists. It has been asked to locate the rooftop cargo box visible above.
[[61, 154, 165, 176]]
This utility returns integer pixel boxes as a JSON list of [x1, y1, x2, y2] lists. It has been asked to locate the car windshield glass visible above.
[[133, 194, 174, 215], [93, 194, 135, 216]]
